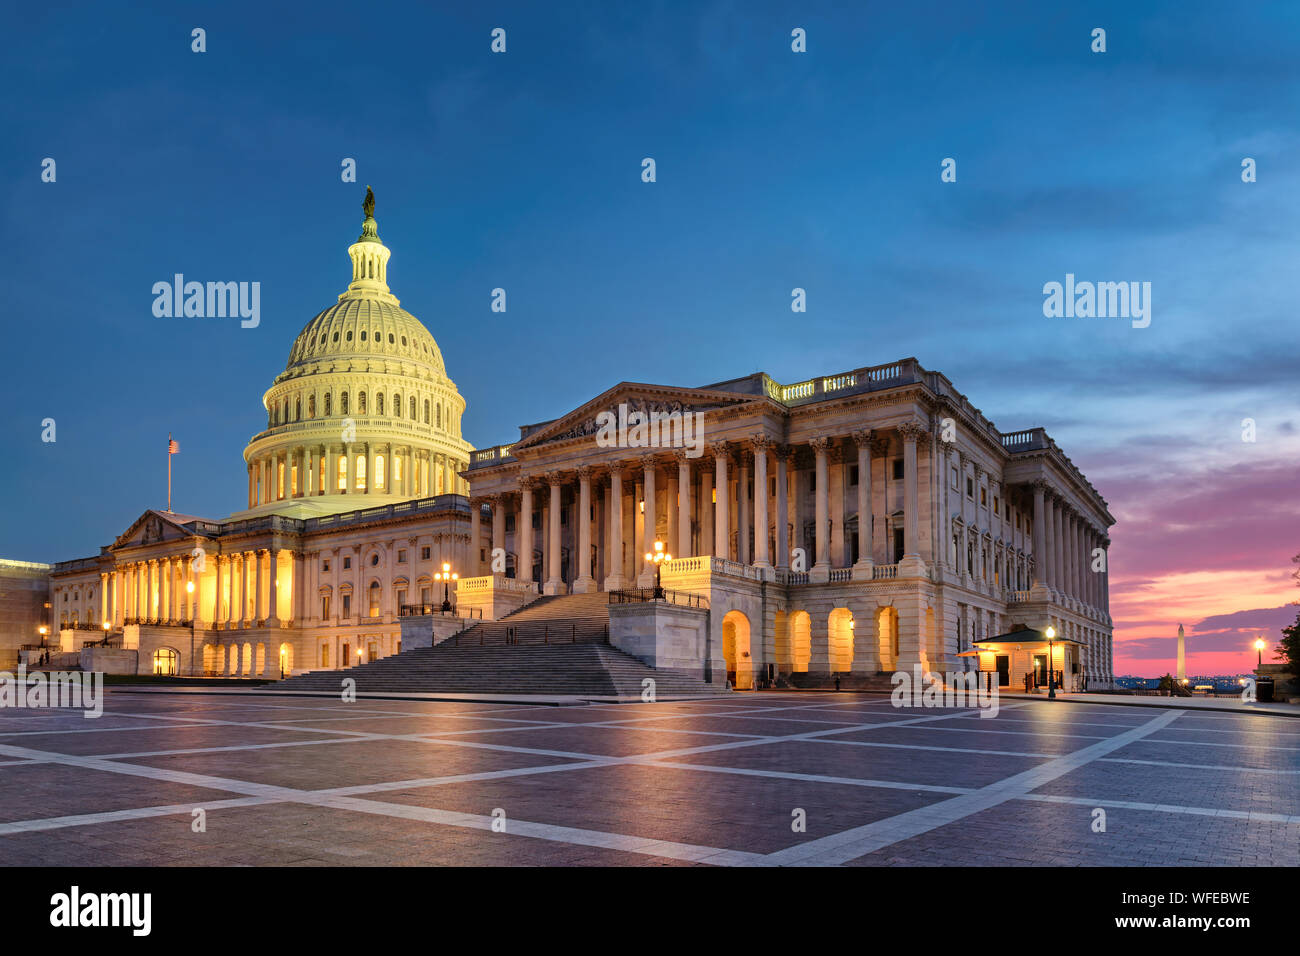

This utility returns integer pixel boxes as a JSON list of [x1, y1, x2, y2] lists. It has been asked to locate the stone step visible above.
[[270, 641, 719, 697]]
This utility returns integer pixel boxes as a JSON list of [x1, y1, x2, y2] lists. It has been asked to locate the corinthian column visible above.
[[852, 430, 874, 579], [674, 451, 693, 560], [751, 436, 771, 567], [605, 465, 626, 591], [638, 457, 658, 588], [518, 479, 534, 588], [574, 467, 595, 592], [897, 422, 928, 575], [544, 473, 563, 595], [810, 437, 830, 581], [774, 447, 790, 569]]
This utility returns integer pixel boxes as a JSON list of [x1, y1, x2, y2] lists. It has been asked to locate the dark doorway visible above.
[[1034, 653, 1047, 687], [995, 655, 1010, 687]]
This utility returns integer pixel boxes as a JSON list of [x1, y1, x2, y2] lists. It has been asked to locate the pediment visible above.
[[512, 382, 760, 453], [111, 510, 210, 551]]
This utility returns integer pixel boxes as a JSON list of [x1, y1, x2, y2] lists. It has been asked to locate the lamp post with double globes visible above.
[[1045, 625, 1058, 699], [644, 541, 672, 600], [434, 562, 458, 613]]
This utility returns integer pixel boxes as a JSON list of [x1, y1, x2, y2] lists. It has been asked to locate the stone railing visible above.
[[1006, 590, 1032, 604], [872, 564, 899, 579], [829, 568, 853, 583], [456, 574, 538, 594], [773, 569, 809, 585], [662, 556, 774, 583], [468, 444, 516, 469]]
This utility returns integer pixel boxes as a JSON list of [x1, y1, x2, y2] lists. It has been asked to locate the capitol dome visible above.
[[238, 189, 473, 518]]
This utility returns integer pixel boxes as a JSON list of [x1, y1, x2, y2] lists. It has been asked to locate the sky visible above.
[[2, 1, 1297, 676]]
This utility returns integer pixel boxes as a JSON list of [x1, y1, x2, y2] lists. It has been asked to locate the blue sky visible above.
[[3, 1, 1298, 671]]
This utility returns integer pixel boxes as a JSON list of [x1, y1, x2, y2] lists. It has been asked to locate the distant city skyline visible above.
[[3, 1, 1297, 676]]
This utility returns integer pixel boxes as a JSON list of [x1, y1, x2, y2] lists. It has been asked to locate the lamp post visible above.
[[1254, 636, 1266, 670], [643, 540, 672, 600], [434, 562, 458, 613], [1045, 625, 1057, 699]]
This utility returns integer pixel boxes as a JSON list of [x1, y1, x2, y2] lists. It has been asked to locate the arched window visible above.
[[368, 581, 381, 618], [341, 392, 349, 415], [308, 394, 316, 418], [153, 648, 179, 676], [336, 455, 347, 491], [376, 393, 384, 415], [295, 397, 301, 421], [409, 397, 416, 419], [437, 403, 442, 428], [324, 393, 332, 416], [358, 391, 367, 414], [393, 393, 400, 417], [424, 400, 430, 424], [355, 454, 367, 490], [375, 455, 385, 490]]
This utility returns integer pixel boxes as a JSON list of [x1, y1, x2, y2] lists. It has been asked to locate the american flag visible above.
[[168, 437, 179, 455]]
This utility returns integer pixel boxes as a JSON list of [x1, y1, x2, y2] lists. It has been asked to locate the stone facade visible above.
[[462, 359, 1115, 690]]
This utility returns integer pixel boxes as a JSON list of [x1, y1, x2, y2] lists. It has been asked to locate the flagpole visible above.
[[167, 433, 173, 513]]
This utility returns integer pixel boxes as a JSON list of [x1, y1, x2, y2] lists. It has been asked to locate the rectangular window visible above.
[[966, 477, 974, 498], [321, 559, 330, 572], [993, 495, 999, 514], [951, 466, 959, 489], [397, 549, 407, 563], [396, 587, 406, 609], [849, 465, 859, 486], [892, 459, 904, 480], [420, 586, 430, 604], [980, 487, 987, 506], [421, 546, 431, 560], [342, 594, 351, 617], [506, 515, 515, 533], [343, 557, 351, 570], [291, 464, 298, 496], [321, 596, 330, 619]]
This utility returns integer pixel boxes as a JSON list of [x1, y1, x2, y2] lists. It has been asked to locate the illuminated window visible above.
[[320, 643, 329, 667], [356, 455, 367, 490], [277, 462, 285, 499], [369, 582, 381, 618], [375, 454, 385, 490], [152, 648, 179, 676], [291, 464, 298, 496], [393, 455, 402, 484], [367, 641, 378, 662], [336, 456, 347, 491]]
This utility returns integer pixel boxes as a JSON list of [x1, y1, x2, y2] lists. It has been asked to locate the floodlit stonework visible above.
[[45, 197, 1114, 687]]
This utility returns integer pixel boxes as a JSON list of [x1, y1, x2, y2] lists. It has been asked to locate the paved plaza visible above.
[[0, 691, 1295, 866]]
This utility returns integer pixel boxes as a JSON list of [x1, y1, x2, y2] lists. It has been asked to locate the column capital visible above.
[[576, 464, 594, 481], [897, 421, 928, 443], [544, 470, 564, 487], [750, 433, 773, 452], [850, 429, 874, 447], [809, 436, 831, 454], [709, 441, 731, 461]]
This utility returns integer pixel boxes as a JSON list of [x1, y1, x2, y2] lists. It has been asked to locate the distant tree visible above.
[[1276, 609, 1299, 677], [1157, 673, 1173, 695]]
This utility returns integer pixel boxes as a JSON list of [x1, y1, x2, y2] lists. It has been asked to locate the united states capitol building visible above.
[[45, 196, 1115, 691]]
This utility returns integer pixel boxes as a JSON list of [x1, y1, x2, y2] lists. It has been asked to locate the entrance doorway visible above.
[[995, 655, 1010, 687], [1034, 653, 1047, 687]]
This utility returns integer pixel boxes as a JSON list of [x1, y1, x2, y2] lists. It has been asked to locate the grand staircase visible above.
[[268, 591, 722, 697]]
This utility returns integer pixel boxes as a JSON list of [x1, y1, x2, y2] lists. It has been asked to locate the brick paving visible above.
[[0, 690, 1295, 866]]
